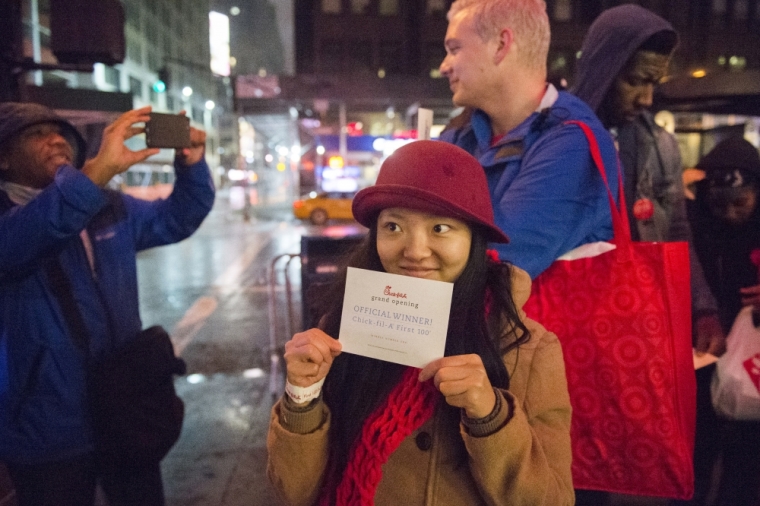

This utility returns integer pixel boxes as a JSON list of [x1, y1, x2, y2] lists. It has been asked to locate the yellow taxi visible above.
[[292, 191, 356, 225]]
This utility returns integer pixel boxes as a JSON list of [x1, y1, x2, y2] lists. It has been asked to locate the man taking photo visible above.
[[0, 103, 214, 506]]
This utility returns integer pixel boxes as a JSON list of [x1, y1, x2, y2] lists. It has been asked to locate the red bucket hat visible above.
[[352, 140, 509, 243]]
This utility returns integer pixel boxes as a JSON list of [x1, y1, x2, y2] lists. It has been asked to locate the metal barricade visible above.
[[267, 253, 301, 401], [266, 234, 365, 401]]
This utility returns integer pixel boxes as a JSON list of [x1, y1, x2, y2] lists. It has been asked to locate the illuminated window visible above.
[[379, 0, 399, 16], [351, 0, 371, 14], [550, 54, 567, 73], [427, 0, 447, 15], [553, 0, 572, 21], [322, 0, 341, 14], [729, 55, 747, 71]]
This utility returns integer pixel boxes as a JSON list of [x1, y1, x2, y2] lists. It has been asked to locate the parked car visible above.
[[293, 191, 356, 225]]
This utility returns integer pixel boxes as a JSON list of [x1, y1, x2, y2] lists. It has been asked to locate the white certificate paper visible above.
[[339, 267, 453, 368]]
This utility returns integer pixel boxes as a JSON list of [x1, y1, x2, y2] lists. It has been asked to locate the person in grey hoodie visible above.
[[573, 4, 723, 357], [572, 5, 724, 506]]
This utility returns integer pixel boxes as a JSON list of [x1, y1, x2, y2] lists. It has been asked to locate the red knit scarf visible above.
[[319, 367, 440, 506]]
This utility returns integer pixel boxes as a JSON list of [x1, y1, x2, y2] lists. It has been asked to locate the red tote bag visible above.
[[523, 121, 696, 499]]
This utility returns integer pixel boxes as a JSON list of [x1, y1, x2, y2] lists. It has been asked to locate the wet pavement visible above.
[[139, 192, 301, 505], [135, 191, 364, 505], [162, 372, 278, 505]]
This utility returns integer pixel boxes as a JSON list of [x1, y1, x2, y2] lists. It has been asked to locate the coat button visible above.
[[415, 431, 432, 451]]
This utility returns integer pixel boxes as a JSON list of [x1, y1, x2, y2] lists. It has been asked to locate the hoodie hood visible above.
[[0, 102, 87, 169], [571, 4, 677, 113], [696, 136, 760, 187]]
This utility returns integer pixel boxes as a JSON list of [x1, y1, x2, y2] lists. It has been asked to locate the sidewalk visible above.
[[162, 371, 280, 505], [0, 372, 281, 506]]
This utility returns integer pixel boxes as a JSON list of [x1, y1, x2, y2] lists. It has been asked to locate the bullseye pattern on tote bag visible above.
[[523, 120, 696, 499]]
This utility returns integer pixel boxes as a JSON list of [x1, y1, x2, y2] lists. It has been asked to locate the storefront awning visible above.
[[655, 70, 760, 116]]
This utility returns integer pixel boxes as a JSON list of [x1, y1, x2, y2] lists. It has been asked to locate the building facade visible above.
[[294, 0, 760, 87], [11, 0, 235, 187]]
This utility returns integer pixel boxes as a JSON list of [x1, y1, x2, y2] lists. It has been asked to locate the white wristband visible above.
[[285, 377, 326, 404]]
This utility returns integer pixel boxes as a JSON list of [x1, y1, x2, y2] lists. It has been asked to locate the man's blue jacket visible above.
[[440, 90, 620, 278], [0, 160, 214, 464]]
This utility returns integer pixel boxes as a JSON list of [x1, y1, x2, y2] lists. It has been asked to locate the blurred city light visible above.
[[243, 368, 265, 378], [152, 80, 166, 93], [328, 155, 344, 169], [209, 11, 231, 76], [228, 169, 246, 181], [186, 374, 206, 384]]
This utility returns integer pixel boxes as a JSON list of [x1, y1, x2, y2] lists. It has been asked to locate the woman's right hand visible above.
[[284, 328, 342, 387]]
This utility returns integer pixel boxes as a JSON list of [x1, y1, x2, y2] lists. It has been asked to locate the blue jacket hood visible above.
[[571, 4, 676, 113]]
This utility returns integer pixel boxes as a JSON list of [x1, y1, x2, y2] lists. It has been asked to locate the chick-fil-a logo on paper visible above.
[[384, 286, 407, 299]]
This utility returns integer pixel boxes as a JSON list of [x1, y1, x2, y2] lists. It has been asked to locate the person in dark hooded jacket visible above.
[[572, 6, 724, 505], [687, 136, 760, 506], [572, 4, 723, 356]]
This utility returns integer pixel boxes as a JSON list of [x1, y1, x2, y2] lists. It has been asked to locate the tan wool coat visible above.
[[267, 267, 574, 506]]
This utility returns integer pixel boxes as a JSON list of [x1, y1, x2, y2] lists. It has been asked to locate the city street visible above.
[[137, 189, 362, 505]]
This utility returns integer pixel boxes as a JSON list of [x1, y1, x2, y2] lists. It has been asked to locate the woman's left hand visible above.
[[419, 354, 496, 419]]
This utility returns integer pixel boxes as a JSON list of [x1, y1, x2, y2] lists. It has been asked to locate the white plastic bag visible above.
[[711, 305, 760, 420]]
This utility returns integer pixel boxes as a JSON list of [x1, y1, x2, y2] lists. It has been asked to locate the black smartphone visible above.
[[145, 113, 191, 149]]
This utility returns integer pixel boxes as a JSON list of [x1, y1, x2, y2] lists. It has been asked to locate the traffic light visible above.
[[153, 67, 170, 93], [50, 0, 125, 65]]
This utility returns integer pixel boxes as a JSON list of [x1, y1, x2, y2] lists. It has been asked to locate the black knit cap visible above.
[[0, 102, 87, 169], [696, 136, 760, 188]]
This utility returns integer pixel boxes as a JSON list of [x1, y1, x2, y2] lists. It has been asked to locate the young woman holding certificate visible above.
[[267, 141, 573, 506]]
